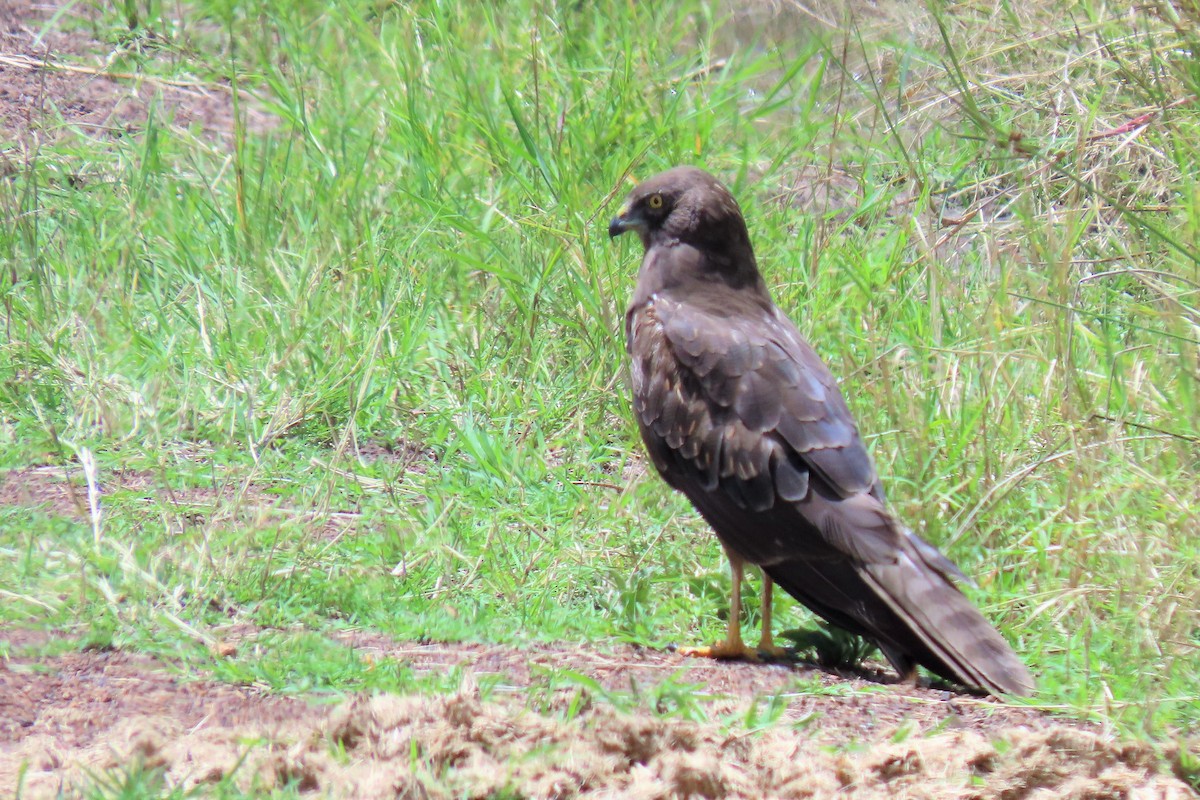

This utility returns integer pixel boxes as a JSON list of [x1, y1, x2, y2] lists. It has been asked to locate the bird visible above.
[[608, 165, 1033, 697]]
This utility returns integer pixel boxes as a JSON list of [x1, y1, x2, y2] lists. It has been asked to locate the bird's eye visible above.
[[647, 193, 664, 209]]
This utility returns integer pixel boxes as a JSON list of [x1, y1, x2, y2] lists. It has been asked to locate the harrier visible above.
[[609, 166, 1032, 697]]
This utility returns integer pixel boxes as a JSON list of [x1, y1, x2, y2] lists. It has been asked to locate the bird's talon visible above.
[[677, 643, 760, 661], [612, 165, 1035, 698]]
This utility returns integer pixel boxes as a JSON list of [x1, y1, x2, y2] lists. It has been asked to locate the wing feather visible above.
[[618, 166, 1030, 696], [626, 289, 1032, 696], [653, 293, 884, 522]]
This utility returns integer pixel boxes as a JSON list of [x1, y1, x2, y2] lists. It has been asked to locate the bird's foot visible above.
[[677, 641, 764, 662], [677, 643, 756, 660]]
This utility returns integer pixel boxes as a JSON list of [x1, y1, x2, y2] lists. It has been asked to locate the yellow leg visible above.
[[678, 550, 756, 660]]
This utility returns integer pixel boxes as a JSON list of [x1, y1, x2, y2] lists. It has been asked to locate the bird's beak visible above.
[[608, 201, 642, 239]]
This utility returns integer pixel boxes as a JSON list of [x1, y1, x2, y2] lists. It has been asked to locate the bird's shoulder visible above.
[[628, 286, 882, 502], [629, 287, 838, 416]]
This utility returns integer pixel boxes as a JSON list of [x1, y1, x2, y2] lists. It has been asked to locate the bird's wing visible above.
[[630, 289, 915, 568], [629, 290, 1032, 695]]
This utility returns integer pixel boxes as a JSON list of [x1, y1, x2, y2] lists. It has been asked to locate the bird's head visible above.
[[609, 166, 749, 247], [609, 166, 760, 290]]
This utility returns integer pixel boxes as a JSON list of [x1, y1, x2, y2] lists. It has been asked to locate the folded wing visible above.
[[628, 290, 1033, 696]]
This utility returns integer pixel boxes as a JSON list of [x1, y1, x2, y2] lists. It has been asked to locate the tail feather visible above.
[[766, 556, 1033, 697], [861, 555, 1033, 696]]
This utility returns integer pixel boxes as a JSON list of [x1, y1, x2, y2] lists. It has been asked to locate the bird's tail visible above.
[[860, 551, 1034, 696], [766, 554, 1033, 697]]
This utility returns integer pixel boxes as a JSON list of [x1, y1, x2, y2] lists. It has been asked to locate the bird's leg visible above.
[[755, 573, 788, 660], [678, 549, 757, 660], [879, 643, 920, 687]]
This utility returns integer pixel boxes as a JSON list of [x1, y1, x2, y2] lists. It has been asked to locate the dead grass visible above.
[[0, 0, 274, 146], [2, 0, 1199, 792], [1, 642, 1193, 799]]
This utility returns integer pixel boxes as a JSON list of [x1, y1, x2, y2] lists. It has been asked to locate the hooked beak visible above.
[[608, 202, 643, 239]]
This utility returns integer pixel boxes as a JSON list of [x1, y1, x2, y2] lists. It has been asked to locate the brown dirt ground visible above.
[[0, 439, 433, 540], [1, 2, 1195, 794], [1, 634, 1196, 799], [0, 0, 274, 147], [0, 462, 315, 532], [3, 460, 1197, 797]]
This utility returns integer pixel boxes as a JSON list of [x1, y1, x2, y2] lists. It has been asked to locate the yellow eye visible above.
[[647, 193, 664, 209]]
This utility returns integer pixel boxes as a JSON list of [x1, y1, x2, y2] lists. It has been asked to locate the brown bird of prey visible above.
[[609, 165, 1033, 697]]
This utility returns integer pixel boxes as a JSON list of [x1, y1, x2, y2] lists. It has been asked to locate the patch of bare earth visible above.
[[0, 647, 319, 797], [0, 440, 434, 539], [0, 463, 287, 527], [0, 0, 274, 146], [1, 637, 1194, 799]]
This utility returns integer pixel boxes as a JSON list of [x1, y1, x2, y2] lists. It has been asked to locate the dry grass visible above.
[[0, 5, 1198, 798]]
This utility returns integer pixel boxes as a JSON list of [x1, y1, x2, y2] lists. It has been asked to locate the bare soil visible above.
[[0, 441, 433, 540], [1, 2, 1195, 794], [0, 0, 274, 146], [1, 635, 1194, 799], [2, 452, 1197, 797]]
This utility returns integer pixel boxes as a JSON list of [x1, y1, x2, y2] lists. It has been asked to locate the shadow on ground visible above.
[[1, 633, 1194, 799]]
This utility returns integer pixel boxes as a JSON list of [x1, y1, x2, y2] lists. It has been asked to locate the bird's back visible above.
[[627, 286, 1033, 696], [612, 164, 1032, 696]]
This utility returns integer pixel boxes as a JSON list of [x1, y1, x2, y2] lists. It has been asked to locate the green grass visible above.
[[2, 0, 1198, 763]]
